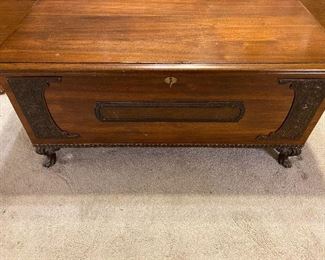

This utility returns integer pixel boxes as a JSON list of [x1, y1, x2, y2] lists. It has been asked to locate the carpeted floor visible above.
[[0, 93, 324, 259]]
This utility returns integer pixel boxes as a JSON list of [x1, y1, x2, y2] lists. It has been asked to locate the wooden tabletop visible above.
[[0, 0, 36, 45], [0, 0, 325, 72], [301, 0, 325, 27], [0, 0, 36, 92]]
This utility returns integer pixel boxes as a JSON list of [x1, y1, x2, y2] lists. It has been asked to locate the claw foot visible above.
[[35, 146, 60, 168], [275, 146, 302, 168]]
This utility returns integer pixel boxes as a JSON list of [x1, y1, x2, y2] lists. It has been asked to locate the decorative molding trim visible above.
[[33, 143, 303, 149], [7, 77, 80, 139], [257, 79, 325, 141], [95, 101, 245, 123]]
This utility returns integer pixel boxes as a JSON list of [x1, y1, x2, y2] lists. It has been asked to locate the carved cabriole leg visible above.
[[35, 146, 60, 168], [275, 146, 302, 168]]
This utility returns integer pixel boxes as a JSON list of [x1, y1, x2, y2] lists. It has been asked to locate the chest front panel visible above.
[[6, 72, 325, 146]]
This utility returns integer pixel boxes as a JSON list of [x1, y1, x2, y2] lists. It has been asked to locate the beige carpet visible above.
[[0, 94, 324, 259]]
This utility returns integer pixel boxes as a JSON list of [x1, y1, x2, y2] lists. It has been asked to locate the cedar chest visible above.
[[1, 0, 325, 168]]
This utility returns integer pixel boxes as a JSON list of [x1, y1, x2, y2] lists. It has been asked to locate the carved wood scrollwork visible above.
[[258, 79, 325, 141], [95, 101, 245, 123], [7, 77, 79, 139]]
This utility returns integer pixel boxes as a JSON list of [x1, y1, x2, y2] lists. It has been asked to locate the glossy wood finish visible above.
[[4, 72, 323, 146], [1, 1, 325, 168], [0, 0, 36, 45], [4, 74, 325, 151], [0, 0, 36, 94], [301, 0, 325, 27], [0, 0, 325, 70], [44, 73, 294, 145]]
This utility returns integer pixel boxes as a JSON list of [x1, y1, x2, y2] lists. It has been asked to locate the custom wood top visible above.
[[0, 0, 36, 92], [301, 0, 325, 27], [0, 0, 325, 72], [0, 0, 36, 46]]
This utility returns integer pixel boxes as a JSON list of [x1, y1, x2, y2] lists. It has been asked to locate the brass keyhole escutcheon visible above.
[[164, 77, 178, 88]]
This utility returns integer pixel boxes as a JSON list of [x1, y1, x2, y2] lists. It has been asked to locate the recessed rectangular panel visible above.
[[40, 73, 298, 145], [95, 101, 245, 122]]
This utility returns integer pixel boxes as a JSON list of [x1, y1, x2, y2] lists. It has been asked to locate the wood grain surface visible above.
[[40, 73, 293, 145], [0, 0, 36, 45], [301, 0, 325, 26], [4, 72, 322, 146], [0, 0, 325, 71], [1, 1, 325, 149], [8, 72, 324, 146], [0, 0, 36, 93]]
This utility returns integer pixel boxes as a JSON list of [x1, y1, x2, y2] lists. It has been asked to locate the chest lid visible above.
[[0, 0, 325, 72]]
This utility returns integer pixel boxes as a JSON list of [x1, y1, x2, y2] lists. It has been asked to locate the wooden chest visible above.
[[1, 0, 325, 168]]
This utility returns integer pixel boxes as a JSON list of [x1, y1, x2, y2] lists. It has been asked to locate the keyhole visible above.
[[164, 77, 178, 88]]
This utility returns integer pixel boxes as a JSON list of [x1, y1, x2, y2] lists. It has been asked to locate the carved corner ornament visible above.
[[258, 79, 325, 141], [7, 77, 79, 139]]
